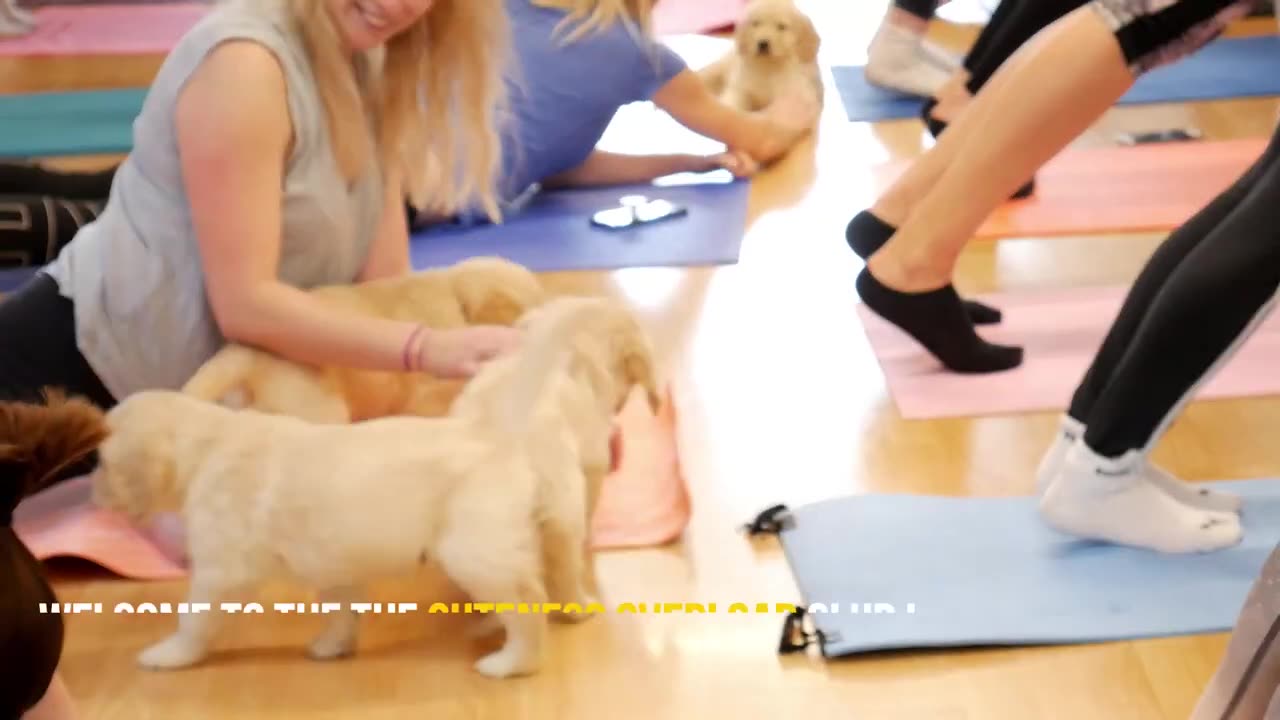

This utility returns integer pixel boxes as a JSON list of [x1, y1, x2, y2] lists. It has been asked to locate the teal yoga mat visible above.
[[832, 35, 1280, 123], [0, 88, 145, 158], [748, 479, 1280, 657]]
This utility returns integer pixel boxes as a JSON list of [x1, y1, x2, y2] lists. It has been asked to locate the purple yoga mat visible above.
[[410, 176, 750, 272], [857, 285, 1280, 420]]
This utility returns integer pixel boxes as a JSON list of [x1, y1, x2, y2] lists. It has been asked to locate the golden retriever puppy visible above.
[[182, 256, 548, 422], [699, 0, 823, 113], [88, 296, 658, 678]]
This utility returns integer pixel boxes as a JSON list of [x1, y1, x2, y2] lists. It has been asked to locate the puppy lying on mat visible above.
[[45, 296, 658, 678], [182, 256, 547, 422], [698, 0, 822, 113]]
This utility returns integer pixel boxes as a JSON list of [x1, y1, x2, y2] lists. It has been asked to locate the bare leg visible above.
[[869, 6, 1133, 287], [1190, 544, 1280, 719], [22, 672, 75, 720]]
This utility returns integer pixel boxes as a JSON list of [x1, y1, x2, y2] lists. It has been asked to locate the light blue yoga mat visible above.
[[758, 478, 1280, 657], [832, 35, 1280, 123], [410, 175, 750, 272], [0, 88, 146, 158]]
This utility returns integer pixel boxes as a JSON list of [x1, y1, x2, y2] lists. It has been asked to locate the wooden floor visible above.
[[8, 2, 1280, 718]]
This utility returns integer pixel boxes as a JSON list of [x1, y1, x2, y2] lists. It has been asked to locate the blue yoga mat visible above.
[[410, 176, 750, 272], [0, 88, 146, 158], [0, 175, 751, 292], [832, 35, 1280, 123], [760, 478, 1280, 657]]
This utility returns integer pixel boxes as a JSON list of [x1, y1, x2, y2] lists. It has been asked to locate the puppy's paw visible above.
[[474, 647, 539, 679], [137, 634, 208, 670], [467, 613, 504, 639], [307, 630, 357, 661]]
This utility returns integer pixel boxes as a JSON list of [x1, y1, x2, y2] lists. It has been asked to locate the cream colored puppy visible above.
[[90, 296, 655, 678], [182, 255, 548, 422], [699, 0, 823, 113]]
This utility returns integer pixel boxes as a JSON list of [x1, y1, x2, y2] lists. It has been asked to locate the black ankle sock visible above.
[[856, 267, 1022, 374], [845, 210, 1002, 325]]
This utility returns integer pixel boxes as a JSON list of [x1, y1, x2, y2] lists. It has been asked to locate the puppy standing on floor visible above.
[[78, 296, 657, 678], [699, 0, 823, 115]]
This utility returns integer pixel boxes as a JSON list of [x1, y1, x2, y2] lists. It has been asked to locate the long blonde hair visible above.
[[531, 0, 656, 42], [288, 0, 508, 221]]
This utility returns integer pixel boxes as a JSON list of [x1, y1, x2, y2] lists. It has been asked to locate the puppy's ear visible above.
[[734, 17, 753, 57], [453, 261, 547, 326], [795, 12, 820, 63], [623, 350, 661, 413]]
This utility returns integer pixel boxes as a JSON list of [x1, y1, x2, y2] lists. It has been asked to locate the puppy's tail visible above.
[[0, 389, 109, 524], [181, 345, 256, 408], [459, 297, 600, 438]]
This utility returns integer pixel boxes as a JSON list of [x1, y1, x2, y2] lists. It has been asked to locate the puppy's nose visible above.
[[756, 39, 770, 54]]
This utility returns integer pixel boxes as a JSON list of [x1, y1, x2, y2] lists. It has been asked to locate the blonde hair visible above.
[[288, 0, 508, 221], [531, 0, 656, 42]]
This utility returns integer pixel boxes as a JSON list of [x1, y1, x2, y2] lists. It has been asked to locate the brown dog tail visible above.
[[181, 345, 256, 408], [0, 389, 109, 523]]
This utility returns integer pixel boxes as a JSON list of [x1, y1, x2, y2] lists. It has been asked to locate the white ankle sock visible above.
[[1039, 444, 1242, 554], [1034, 415, 1083, 495], [864, 24, 952, 97], [1035, 414, 1241, 513], [919, 39, 961, 72]]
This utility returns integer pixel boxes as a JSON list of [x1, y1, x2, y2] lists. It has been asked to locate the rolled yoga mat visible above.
[[830, 35, 1280, 123], [855, 284, 1280, 420], [748, 480, 1280, 657], [14, 385, 691, 579], [410, 176, 750, 272]]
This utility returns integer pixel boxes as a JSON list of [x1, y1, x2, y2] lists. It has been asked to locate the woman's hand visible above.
[[706, 149, 760, 178], [416, 325, 522, 379]]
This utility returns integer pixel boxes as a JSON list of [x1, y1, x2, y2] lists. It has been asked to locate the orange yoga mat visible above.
[[14, 385, 690, 580], [874, 138, 1265, 239]]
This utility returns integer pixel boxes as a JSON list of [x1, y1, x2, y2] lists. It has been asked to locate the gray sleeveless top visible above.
[[44, 0, 383, 400]]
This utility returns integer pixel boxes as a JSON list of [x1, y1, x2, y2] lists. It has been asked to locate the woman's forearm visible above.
[[216, 281, 426, 373], [544, 151, 708, 188]]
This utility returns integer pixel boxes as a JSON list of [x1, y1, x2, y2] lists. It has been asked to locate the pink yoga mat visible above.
[[0, 3, 206, 57], [15, 385, 690, 580], [857, 285, 1280, 420], [652, 0, 745, 35]]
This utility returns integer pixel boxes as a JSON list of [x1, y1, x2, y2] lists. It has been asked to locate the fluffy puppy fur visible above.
[[88, 296, 659, 678], [182, 256, 548, 422], [0, 391, 109, 718], [699, 0, 822, 113]]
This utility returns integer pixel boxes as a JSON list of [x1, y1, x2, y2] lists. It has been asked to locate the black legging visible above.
[[1067, 121, 1280, 458], [895, 0, 941, 21], [0, 272, 114, 716], [0, 162, 116, 268]]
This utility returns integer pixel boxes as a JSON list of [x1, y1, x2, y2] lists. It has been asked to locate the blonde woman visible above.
[[411, 0, 819, 226], [0, 0, 515, 716]]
